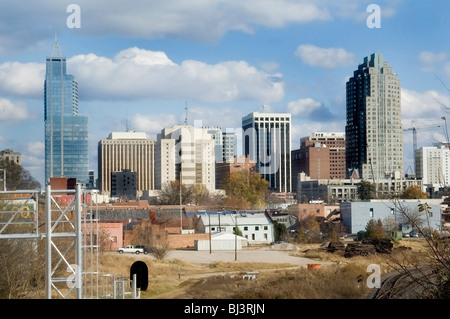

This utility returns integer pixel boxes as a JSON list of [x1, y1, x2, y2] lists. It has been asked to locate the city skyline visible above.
[[1, 1, 450, 186]]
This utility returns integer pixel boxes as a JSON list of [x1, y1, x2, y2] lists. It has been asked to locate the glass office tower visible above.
[[44, 40, 89, 185]]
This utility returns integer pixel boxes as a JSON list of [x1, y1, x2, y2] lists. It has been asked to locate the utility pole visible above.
[[179, 176, 182, 233], [208, 214, 212, 254], [234, 213, 238, 261]]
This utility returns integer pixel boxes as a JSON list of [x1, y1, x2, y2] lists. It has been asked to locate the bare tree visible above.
[[158, 180, 194, 205], [384, 200, 450, 298], [0, 238, 46, 299], [133, 221, 172, 260]]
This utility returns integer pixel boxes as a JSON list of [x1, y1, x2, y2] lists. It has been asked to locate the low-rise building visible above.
[[340, 199, 442, 234], [197, 211, 274, 244]]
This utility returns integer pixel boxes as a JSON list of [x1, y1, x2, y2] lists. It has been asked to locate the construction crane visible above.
[[403, 119, 446, 174]]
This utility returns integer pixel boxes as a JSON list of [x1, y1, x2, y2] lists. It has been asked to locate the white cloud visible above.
[[27, 141, 44, 156], [401, 89, 450, 164], [67, 48, 284, 103], [287, 98, 322, 116], [444, 62, 450, 78], [0, 47, 284, 104], [131, 113, 178, 138], [419, 51, 447, 64], [0, 98, 30, 122], [294, 44, 356, 68], [401, 89, 450, 123], [130, 106, 248, 139], [0, 62, 45, 98], [19, 141, 45, 186], [419, 51, 448, 72], [0, 0, 334, 49], [113, 47, 176, 66]]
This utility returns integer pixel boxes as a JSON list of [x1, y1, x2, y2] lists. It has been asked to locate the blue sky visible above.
[[1, 0, 450, 187]]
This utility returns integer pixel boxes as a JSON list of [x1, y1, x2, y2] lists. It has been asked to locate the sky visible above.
[[1, 0, 450, 187]]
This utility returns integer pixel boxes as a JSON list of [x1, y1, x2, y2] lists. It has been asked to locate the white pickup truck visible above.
[[117, 245, 146, 254]]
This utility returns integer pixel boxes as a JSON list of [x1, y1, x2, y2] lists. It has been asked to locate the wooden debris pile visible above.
[[326, 238, 394, 258]]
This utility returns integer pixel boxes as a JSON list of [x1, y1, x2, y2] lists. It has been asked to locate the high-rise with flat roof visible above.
[[242, 112, 291, 193], [345, 53, 403, 181], [44, 40, 89, 185], [98, 131, 155, 196], [155, 124, 216, 192]]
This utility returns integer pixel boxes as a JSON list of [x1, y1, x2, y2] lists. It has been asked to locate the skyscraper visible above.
[[44, 40, 89, 185], [242, 112, 291, 193], [98, 131, 155, 196], [345, 53, 403, 181], [155, 124, 216, 192]]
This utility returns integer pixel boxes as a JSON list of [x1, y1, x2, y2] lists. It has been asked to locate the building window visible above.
[[244, 226, 248, 231], [264, 226, 268, 230], [255, 226, 259, 231], [370, 208, 374, 218]]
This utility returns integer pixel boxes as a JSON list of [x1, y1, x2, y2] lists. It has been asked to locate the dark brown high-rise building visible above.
[[292, 132, 346, 193]]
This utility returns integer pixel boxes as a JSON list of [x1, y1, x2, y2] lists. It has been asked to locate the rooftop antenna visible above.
[[184, 101, 188, 125], [51, 30, 62, 57]]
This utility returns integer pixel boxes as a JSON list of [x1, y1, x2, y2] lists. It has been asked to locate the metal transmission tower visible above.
[[0, 184, 99, 299]]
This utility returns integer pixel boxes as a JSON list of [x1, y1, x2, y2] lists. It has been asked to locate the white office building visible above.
[[416, 145, 450, 192], [155, 124, 216, 192], [242, 112, 292, 193]]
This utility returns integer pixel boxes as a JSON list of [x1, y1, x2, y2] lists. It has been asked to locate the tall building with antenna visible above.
[[44, 39, 89, 185]]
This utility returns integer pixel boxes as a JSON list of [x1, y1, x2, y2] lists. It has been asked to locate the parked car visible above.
[[135, 245, 151, 254], [409, 231, 419, 238], [117, 245, 145, 254], [402, 232, 410, 238]]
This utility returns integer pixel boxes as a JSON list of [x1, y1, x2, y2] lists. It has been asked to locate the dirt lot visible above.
[[155, 243, 336, 268]]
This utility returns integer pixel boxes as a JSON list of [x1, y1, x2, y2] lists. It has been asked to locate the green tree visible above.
[[222, 171, 269, 209], [273, 220, 288, 242], [233, 225, 243, 237], [365, 219, 386, 239], [357, 180, 376, 200], [0, 160, 41, 190]]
